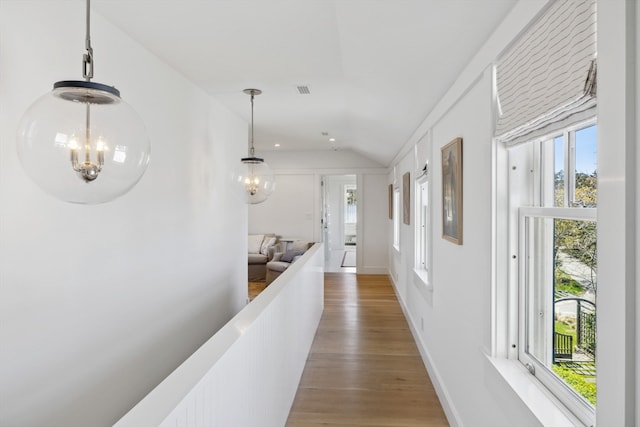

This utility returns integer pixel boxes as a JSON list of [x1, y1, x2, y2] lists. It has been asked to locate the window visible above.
[[344, 185, 357, 246], [415, 173, 430, 283], [393, 187, 400, 250], [509, 122, 597, 425]]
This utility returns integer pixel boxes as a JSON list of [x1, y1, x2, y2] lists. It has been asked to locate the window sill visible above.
[[485, 355, 587, 427], [412, 268, 432, 290]]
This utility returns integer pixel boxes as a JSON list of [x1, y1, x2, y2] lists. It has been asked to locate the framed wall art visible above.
[[441, 137, 463, 244]]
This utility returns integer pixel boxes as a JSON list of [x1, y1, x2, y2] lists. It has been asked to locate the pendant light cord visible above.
[[249, 92, 255, 157], [83, 0, 94, 81]]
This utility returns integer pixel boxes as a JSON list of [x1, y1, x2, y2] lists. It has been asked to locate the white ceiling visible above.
[[93, 0, 517, 166]]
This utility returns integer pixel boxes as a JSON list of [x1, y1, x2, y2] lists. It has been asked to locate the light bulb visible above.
[[232, 158, 275, 204]]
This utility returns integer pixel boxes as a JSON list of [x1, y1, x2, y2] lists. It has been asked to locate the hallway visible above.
[[286, 273, 449, 426], [325, 247, 357, 274]]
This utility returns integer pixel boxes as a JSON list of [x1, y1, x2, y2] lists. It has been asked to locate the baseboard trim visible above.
[[388, 269, 464, 427]]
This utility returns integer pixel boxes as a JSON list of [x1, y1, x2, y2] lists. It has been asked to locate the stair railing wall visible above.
[[113, 243, 324, 427]]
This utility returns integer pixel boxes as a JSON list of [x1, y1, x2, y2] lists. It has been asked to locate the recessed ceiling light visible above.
[[274, 143, 281, 147], [329, 138, 336, 142]]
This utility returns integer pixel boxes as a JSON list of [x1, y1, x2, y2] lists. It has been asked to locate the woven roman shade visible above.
[[495, 0, 597, 145]]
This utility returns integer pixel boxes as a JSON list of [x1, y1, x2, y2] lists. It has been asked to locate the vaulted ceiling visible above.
[[93, 0, 518, 166]]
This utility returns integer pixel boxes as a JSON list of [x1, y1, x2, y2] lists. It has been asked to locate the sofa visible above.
[[265, 240, 313, 285], [248, 234, 278, 281]]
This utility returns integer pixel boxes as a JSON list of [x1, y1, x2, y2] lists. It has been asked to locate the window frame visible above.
[[495, 119, 597, 426], [414, 172, 430, 287], [393, 186, 400, 251], [518, 206, 597, 424]]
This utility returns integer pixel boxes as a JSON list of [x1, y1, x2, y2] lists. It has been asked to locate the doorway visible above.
[[322, 175, 357, 273]]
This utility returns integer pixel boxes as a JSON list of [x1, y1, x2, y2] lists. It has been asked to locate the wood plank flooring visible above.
[[286, 273, 449, 427], [248, 281, 267, 301]]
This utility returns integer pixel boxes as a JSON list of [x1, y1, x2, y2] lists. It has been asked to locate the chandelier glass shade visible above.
[[234, 89, 275, 204], [16, 0, 150, 204], [234, 156, 275, 204]]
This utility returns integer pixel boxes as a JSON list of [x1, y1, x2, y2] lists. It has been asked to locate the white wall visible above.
[[249, 173, 316, 241], [360, 173, 388, 274], [391, 69, 531, 427], [637, 1, 640, 423], [388, 1, 639, 426], [262, 148, 384, 170], [0, 3, 247, 426], [596, 0, 638, 425], [248, 150, 387, 274]]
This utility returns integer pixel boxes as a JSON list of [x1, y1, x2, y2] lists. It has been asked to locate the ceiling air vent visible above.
[[296, 85, 311, 95]]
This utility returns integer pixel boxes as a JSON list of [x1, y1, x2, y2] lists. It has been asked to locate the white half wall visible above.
[[114, 244, 325, 427], [0, 3, 247, 426]]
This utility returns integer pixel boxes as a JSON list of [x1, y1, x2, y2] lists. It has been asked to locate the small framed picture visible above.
[[441, 138, 463, 244]]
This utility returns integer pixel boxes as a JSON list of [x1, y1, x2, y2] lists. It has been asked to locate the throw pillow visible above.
[[290, 240, 311, 252], [260, 236, 277, 255], [248, 234, 264, 254], [281, 250, 303, 263], [272, 252, 284, 262]]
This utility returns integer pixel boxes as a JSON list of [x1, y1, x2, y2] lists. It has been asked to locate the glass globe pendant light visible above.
[[16, 0, 150, 204], [233, 89, 275, 204]]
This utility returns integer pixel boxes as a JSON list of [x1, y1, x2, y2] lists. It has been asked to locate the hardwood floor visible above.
[[248, 281, 267, 301], [286, 273, 449, 427]]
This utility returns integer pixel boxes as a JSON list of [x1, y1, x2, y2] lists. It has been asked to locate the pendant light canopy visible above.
[[16, 0, 150, 204], [233, 89, 275, 204]]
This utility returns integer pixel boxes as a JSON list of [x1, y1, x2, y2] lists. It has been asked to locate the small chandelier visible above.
[[233, 89, 275, 204], [16, 0, 150, 204]]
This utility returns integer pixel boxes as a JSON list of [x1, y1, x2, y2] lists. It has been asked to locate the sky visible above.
[[554, 124, 597, 175], [575, 125, 597, 174]]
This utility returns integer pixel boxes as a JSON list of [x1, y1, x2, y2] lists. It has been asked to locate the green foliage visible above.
[[581, 312, 596, 355], [554, 268, 584, 295], [575, 172, 597, 207], [555, 320, 577, 344], [553, 171, 598, 292], [554, 218, 597, 291], [552, 364, 597, 406], [554, 171, 597, 207]]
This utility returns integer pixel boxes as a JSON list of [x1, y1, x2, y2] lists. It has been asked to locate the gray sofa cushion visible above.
[[281, 250, 303, 263], [290, 240, 312, 252], [266, 261, 290, 273]]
